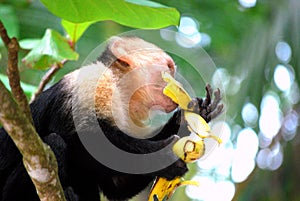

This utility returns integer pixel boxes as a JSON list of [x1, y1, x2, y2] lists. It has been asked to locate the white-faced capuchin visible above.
[[0, 36, 223, 201]]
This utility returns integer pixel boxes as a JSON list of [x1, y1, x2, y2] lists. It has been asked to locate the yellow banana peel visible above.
[[148, 177, 199, 201], [184, 111, 222, 144], [162, 71, 192, 110], [184, 111, 211, 135]]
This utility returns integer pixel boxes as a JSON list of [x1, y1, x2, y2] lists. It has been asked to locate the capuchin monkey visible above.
[[0, 36, 223, 201]]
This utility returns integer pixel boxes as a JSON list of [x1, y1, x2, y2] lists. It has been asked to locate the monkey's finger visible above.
[[207, 88, 221, 113], [207, 104, 224, 121], [196, 97, 204, 108], [187, 98, 199, 112], [202, 84, 213, 109]]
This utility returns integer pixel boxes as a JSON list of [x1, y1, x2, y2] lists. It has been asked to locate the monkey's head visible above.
[[95, 36, 178, 138]]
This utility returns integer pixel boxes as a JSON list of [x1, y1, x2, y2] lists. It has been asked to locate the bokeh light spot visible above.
[[231, 128, 258, 183], [236, 128, 259, 159], [275, 41, 292, 63], [186, 176, 235, 201], [242, 102, 258, 126], [239, 0, 257, 8], [256, 143, 283, 171], [282, 110, 298, 141], [259, 93, 282, 140], [274, 64, 293, 92]]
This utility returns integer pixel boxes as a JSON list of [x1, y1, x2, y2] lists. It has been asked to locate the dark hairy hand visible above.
[[188, 84, 224, 122]]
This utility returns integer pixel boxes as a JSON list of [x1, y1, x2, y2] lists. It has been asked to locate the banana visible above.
[[172, 133, 204, 163], [184, 111, 222, 144], [162, 71, 192, 110], [148, 72, 222, 201], [148, 177, 199, 201], [184, 111, 210, 135]]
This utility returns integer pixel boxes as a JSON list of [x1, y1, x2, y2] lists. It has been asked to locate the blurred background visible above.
[[0, 0, 299, 200]]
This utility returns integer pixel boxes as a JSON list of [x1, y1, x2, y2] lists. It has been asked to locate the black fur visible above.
[[97, 46, 117, 67], [0, 78, 189, 201]]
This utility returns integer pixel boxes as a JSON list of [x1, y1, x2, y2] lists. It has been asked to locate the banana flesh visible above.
[[172, 133, 204, 163], [148, 72, 222, 201]]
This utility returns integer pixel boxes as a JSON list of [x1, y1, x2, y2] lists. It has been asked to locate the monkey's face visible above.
[[115, 50, 178, 127]]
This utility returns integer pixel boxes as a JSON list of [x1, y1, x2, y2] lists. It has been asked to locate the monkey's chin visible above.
[[151, 86, 178, 112]]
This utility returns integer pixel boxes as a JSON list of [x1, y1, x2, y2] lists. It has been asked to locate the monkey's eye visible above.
[[116, 59, 129, 67], [113, 58, 130, 71], [167, 62, 175, 73]]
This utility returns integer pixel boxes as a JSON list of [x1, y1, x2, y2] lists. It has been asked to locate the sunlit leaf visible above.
[[19, 39, 41, 49], [22, 29, 79, 69], [40, 0, 180, 29], [61, 20, 94, 43]]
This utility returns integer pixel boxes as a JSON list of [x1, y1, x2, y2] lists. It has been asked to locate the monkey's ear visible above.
[[108, 37, 133, 70], [109, 37, 134, 58]]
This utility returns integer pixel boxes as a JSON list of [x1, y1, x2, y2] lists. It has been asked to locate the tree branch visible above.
[[0, 21, 10, 47], [0, 21, 32, 123], [31, 64, 62, 102], [7, 38, 33, 123], [0, 81, 66, 201], [0, 20, 66, 201], [31, 58, 68, 102]]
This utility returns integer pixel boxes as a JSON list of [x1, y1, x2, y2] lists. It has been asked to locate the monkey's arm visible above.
[[98, 119, 188, 180], [0, 128, 22, 199]]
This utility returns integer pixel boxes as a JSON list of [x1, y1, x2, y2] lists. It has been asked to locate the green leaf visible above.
[[61, 20, 94, 43], [40, 0, 180, 29], [0, 5, 19, 47], [22, 29, 79, 69], [19, 39, 41, 49]]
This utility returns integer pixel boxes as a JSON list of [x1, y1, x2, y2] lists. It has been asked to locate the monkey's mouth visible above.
[[150, 86, 178, 113], [128, 84, 178, 127]]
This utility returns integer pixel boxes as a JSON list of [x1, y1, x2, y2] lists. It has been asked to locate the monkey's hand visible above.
[[187, 84, 223, 123], [155, 159, 188, 181], [162, 72, 223, 123], [152, 136, 188, 180]]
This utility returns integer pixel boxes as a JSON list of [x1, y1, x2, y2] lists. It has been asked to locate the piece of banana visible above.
[[162, 71, 192, 110], [172, 133, 204, 163], [184, 111, 210, 135], [148, 72, 222, 201], [148, 177, 199, 201]]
